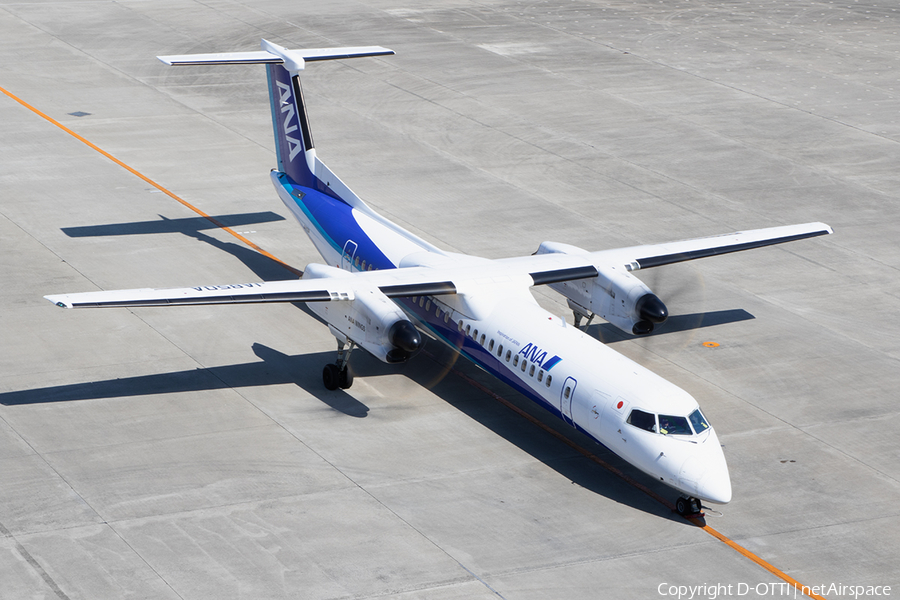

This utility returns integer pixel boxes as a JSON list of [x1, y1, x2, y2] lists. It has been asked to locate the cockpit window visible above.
[[689, 409, 710, 434], [627, 409, 656, 433], [658, 414, 692, 436]]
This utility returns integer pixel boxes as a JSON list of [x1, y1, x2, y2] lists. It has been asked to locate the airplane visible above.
[[45, 40, 832, 516]]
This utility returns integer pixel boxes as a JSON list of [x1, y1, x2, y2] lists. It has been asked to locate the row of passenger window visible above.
[[410, 296, 452, 324], [351, 255, 376, 272], [405, 296, 554, 390], [458, 320, 553, 388]]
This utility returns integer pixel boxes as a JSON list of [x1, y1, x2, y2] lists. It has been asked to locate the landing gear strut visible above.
[[568, 299, 594, 330], [675, 496, 702, 516], [323, 339, 355, 390]]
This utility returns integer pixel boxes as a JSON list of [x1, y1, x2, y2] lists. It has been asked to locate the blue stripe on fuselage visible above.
[[399, 295, 572, 425], [276, 173, 396, 270]]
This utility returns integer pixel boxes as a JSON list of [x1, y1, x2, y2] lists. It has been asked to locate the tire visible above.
[[339, 367, 353, 389], [323, 364, 340, 390]]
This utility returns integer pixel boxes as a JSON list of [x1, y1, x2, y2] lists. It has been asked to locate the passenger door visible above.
[[341, 239, 358, 271], [559, 376, 577, 427]]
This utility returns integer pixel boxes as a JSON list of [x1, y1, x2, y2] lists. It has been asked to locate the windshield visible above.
[[689, 408, 710, 434], [626, 407, 711, 436], [658, 414, 692, 435]]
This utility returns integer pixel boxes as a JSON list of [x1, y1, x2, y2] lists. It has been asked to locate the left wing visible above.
[[45, 272, 453, 309], [45, 222, 831, 309], [590, 221, 833, 271]]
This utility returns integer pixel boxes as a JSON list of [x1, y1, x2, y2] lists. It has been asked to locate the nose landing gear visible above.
[[676, 496, 702, 516]]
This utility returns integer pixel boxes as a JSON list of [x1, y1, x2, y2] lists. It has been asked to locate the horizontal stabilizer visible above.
[[158, 45, 394, 67]]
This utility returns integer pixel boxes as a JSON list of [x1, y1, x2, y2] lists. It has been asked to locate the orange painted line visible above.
[[4, 82, 824, 600], [435, 353, 826, 600], [696, 522, 827, 600], [0, 84, 303, 277]]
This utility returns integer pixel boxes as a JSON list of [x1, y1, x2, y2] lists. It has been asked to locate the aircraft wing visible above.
[[45, 272, 449, 309], [45, 222, 831, 309], [43, 254, 593, 309], [590, 221, 833, 270]]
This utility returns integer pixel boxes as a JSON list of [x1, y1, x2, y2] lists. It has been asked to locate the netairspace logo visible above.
[[657, 582, 892, 599]]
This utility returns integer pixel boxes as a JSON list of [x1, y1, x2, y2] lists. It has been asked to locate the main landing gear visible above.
[[323, 339, 355, 390], [676, 496, 703, 516], [569, 301, 595, 331]]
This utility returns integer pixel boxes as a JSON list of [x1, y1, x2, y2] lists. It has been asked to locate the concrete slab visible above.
[[2, 0, 899, 599]]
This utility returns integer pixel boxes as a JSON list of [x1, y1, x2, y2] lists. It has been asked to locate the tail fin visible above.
[[265, 58, 317, 189], [158, 40, 393, 194]]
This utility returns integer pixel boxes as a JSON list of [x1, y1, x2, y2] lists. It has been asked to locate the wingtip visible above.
[[44, 295, 72, 309]]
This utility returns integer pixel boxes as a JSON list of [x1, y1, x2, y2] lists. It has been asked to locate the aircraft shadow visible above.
[[61, 212, 286, 237], [409, 343, 689, 523], [63, 213, 301, 282], [590, 309, 755, 344], [0, 344, 372, 418]]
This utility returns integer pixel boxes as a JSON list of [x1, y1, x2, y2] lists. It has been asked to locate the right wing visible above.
[[45, 273, 453, 309]]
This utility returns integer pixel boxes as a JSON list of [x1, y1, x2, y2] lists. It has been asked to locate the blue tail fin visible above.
[[266, 62, 317, 189]]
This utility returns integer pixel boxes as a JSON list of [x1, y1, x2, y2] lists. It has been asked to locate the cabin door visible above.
[[559, 376, 577, 427], [341, 239, 358, 271]]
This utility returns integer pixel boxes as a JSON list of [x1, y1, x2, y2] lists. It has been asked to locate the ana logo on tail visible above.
[[275, 80, 302, 161]]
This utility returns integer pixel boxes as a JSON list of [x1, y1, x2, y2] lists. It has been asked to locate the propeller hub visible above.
[[389, 320, 422, 354], [636, 293, 668, 325]]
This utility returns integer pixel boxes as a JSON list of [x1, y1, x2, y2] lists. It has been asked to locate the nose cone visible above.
[[678, 428, 732, 504], [697, 464, 732, 504]]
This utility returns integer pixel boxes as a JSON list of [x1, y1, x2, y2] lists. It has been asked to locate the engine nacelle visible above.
[[303, 264, 423, 363], [535, 242, 668, 335]]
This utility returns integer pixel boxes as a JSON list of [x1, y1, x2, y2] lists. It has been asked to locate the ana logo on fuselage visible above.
[[518, 343, 562, 371], [275, 80, 302, 162]]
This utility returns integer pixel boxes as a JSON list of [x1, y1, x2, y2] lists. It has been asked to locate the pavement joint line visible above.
[[5, 81, 828, 600], [0, 84, 303, 278], [0, 520, 71, 600]]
